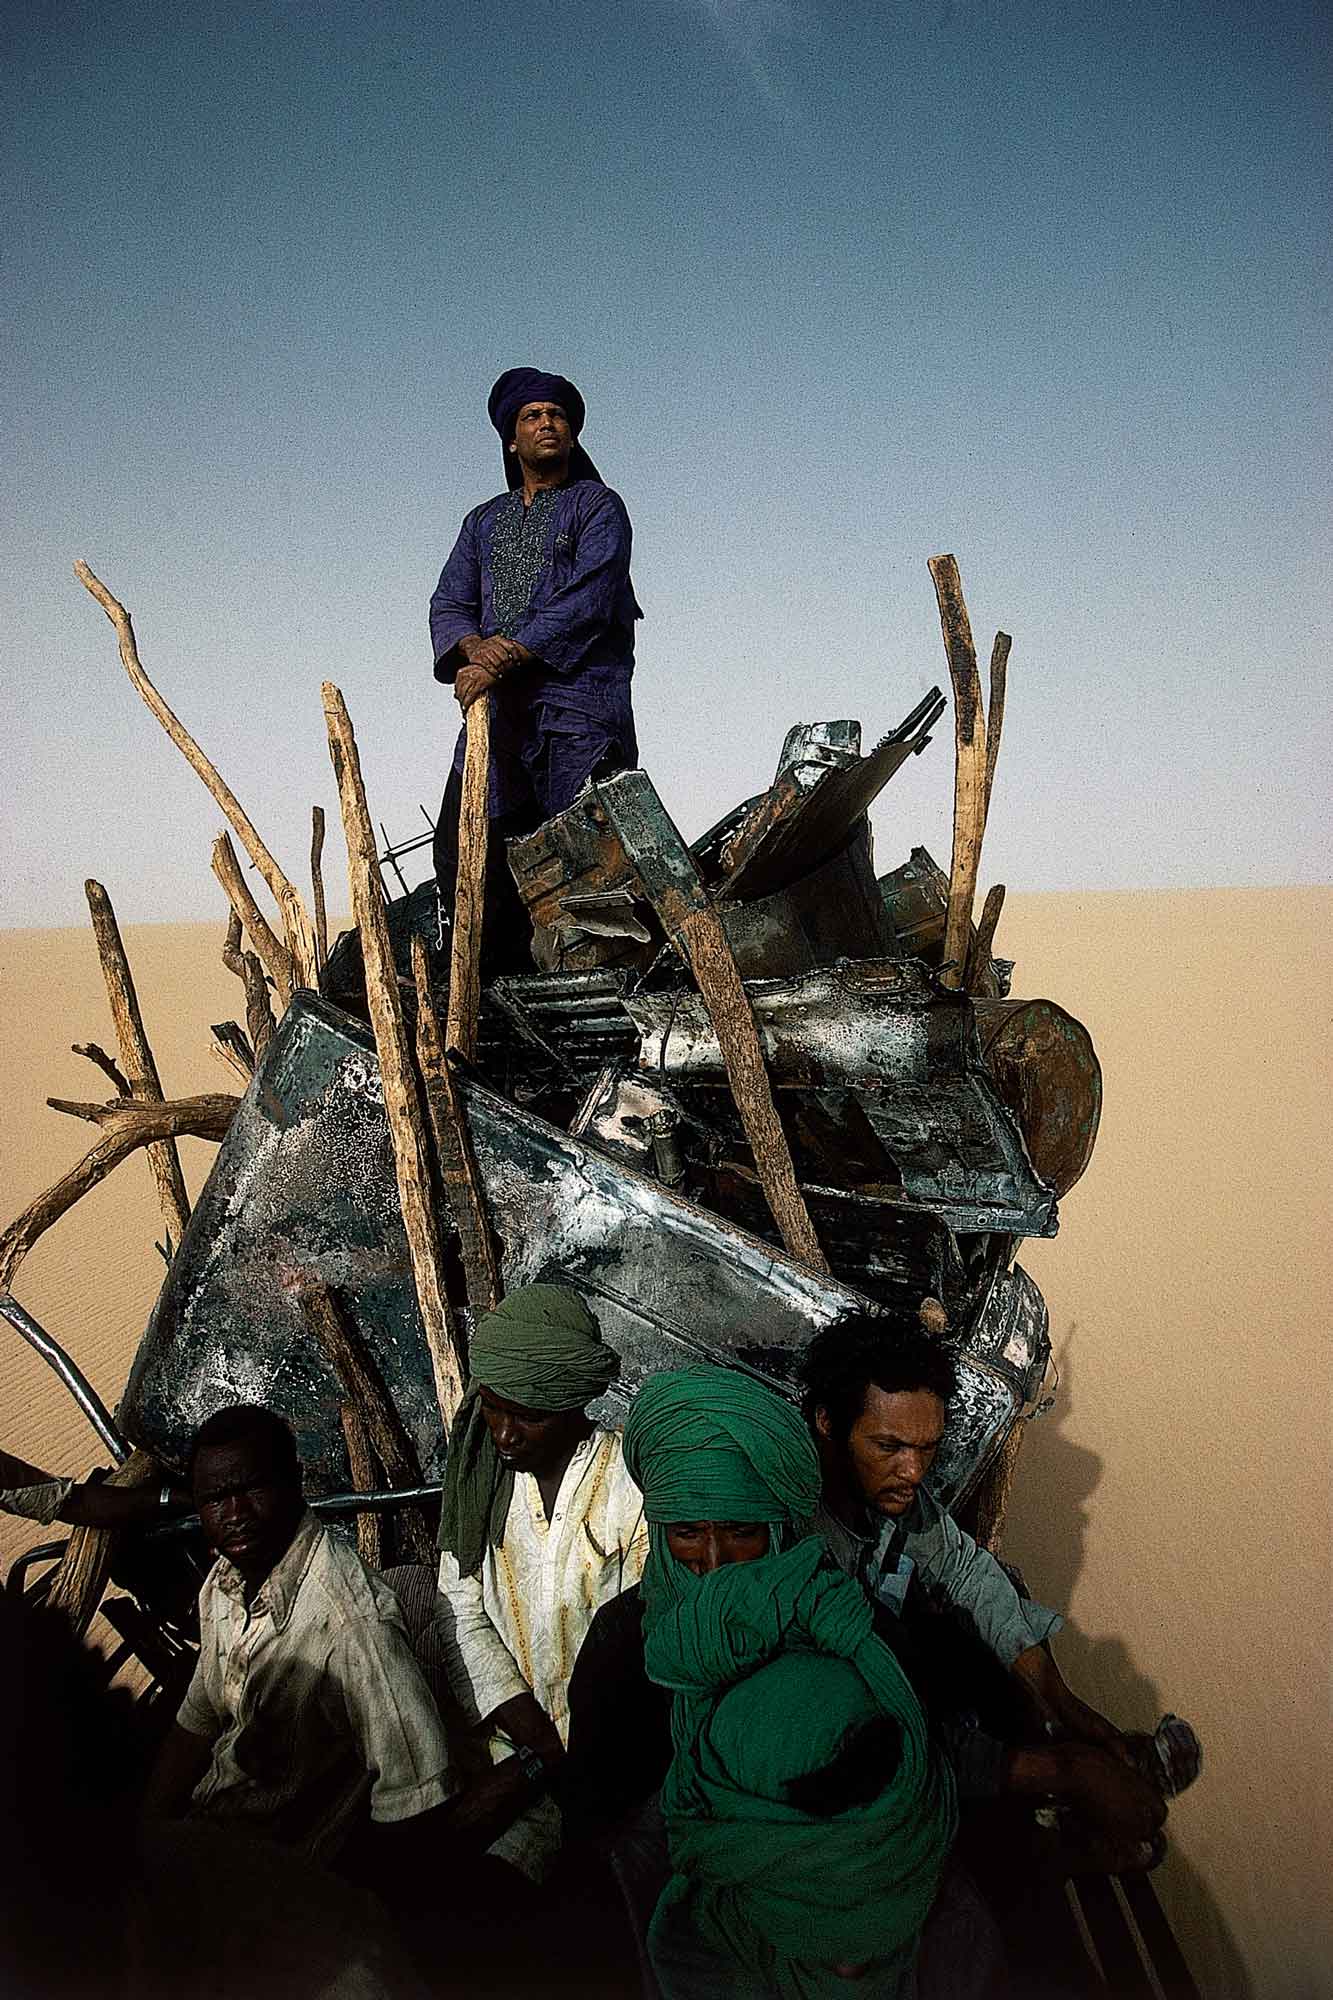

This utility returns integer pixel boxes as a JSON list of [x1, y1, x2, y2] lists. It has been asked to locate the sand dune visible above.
[[2, 892, 1328, 1998]]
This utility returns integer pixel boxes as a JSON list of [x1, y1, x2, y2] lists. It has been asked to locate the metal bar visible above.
[[0, 1293, 130, 1463]]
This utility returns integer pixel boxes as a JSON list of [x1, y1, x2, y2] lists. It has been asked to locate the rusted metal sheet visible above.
[[879, 846, 1013, 997], [974, 998, 1103, 1196], [716, 690, 946, 902], [505, 785, 656, 974], [118, 992, 1047, 1509]]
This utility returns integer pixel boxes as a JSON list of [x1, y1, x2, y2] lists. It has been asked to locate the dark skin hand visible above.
[[453, 636, 536, 711], [0, 1447, 189, 1528], [1008, 1739, 1166, 1866]]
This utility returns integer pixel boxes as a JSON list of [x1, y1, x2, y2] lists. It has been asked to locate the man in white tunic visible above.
[[434, 1284, 647, 1878]]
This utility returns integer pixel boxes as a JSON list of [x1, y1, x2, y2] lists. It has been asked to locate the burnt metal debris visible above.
[[118, 694, 1101, 1521]]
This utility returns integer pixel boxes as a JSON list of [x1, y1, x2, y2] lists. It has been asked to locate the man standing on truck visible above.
[[429, 366, 642, 972]]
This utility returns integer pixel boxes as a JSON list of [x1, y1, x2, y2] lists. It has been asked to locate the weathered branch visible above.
[[322, 681, 465, 1425], [71, 1043, 130, 1097], [965, 883, 1006, 996], [412, 932, 502, 1313], [297, 1280, 434, 1565], [221, 908, 277, 1059], [73, 561, 318, 988], [212, 833, 294, 1009], [928, 556, 988, 990], [1, 1094, 238, 1291], [44, 1447, 163, 1637], [85, 880, 191, 1255], [984, 631, 1011, 830], [339, 1402, 385, 1568], [311, 806, 329, 978], [446, 695, 490, 1061]]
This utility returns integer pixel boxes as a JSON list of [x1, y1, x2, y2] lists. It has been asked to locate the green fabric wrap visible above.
[[647, 1538, 957, 2000], [623, 1366, 822, 1615], [437, 1284, 619, 1576]]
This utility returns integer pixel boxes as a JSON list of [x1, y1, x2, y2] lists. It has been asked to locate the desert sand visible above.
[[2, 890, 1329, 1998]]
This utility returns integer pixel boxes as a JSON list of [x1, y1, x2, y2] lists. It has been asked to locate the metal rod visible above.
[[147, 1481, 444, 1541], [0, 1293, 130, 1463]]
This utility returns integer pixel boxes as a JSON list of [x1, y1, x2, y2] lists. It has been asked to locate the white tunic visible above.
[[435, 1426, 648, 1744]]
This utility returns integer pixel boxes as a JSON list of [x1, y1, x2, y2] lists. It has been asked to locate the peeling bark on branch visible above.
[[311, 806, 329, 979], [321, 681, 465, 1426], [74, 560, 318, 988], [85, 879, 191, 1255], [72, 1043, 130, 1096], [446, 695, 490, 1062], [928, 556, 988, 992], [0, 1094, 238, 1290], [412, 932, 502, 1314], [212, 832, 294, 1009]]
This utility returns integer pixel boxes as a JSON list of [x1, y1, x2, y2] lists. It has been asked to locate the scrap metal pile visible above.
[[2, 554, 1101, 1614]]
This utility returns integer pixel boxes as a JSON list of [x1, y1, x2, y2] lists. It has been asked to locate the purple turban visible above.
[[487, 367, 603, 489]]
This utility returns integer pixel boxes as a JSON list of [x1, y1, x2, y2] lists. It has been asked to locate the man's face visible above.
[[478, 1387, 587, 1477], [819, 1385, 946, 1519], [192, 1439, 305, 1583], [508, 400, 572, 475], [664, 1521, 770, 1576]]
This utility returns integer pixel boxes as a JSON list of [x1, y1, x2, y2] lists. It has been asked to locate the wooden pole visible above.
[[44, 1446, 163, 1637], [983, 631, 1011, 830], [446, 695, 491, 1061], [84, 880, 192, 1256], [411, 933, 502, 1314], [212, 834, 295, 1010], [74, 560, 318, 988], [339, 1402, 385, 1569], [321, 680, 465, 1426], [297, 1280, 434, 1565], [0, 1094, 237, 1291], [311, 806, 329, 979], [928, 556, 988, 991], [678, 906, 829, 1269]]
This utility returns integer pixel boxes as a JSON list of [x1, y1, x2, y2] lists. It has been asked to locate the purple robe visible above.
[[430, 480, 641, 819]]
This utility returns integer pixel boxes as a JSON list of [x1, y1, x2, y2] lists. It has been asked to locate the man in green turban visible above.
[[434, 1283, 647, 1881], [560, 1367, 955, 1999]]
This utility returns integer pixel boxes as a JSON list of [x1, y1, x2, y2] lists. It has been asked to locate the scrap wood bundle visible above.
[[3, 554, 1101, 1629]]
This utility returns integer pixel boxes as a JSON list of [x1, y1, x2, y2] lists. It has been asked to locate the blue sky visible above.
[[3, 0, 1328, 926]]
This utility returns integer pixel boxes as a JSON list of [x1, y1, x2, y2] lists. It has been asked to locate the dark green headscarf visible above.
[[647, 1539, 957, 2000], [437, 1284, 619, 1576], [622, 1366, 822, 1616]]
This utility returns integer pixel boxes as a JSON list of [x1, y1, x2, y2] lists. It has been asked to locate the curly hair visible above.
[[798, 1314, 957, 1439]]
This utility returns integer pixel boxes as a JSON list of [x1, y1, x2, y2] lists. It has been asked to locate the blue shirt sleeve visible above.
[[429, 509, 484, 681], [901, 1488, 1063, 1666], [510, 486, 634, 677]]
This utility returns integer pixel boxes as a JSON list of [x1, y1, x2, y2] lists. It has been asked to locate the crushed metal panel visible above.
[[119, 994, 448, 1490], [721, 824, 898, 977], [930, 1263, 1050, 1506], [505, 785, 658, 974], [458, 1067, 1031, 1498], [879, 847, 1014, 998], [716, 690, 946, 903], [625, 958, 1058, 1236], [119, 992, 1042, 1507]]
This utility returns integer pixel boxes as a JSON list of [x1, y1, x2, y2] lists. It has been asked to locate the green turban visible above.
[[622, 1366, 822, 1618], [647, 1539, 957, 2000], [437, 1284, 619, 1576]]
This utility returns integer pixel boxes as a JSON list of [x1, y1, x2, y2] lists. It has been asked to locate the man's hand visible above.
[[454, 662, 498, 710], [483, 1691, 565, 1771], [1007, 1739, 1166, 1856], [1011, 1643, 1129, 1759]]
